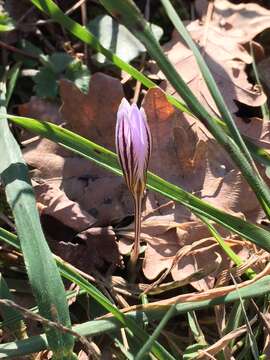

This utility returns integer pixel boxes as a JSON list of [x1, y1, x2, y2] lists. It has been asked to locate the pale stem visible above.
[[129, 193, 143, 278]]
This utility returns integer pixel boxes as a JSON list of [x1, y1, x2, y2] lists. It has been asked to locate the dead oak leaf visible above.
[[200, 168, 260, 218], [42, 214, 119, 275], [59, 72, 124, 150], [34, 180, 96, 232], [153, 17, 266, 114], [18, 74, 127, 275], [211, 0, 270, 43], [195, 0, 270, 44], [235, 116, 270, 150], [118, 215, 249, 291], [18, 96, 63, 125]]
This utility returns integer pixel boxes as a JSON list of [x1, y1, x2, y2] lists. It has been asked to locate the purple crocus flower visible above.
[[116, 98, 152, 271]]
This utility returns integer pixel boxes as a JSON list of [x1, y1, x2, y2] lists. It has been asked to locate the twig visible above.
[[24, 0, 87, 26], [0, 41, 39, 60], [0, 298, 100, 359], [16, 6, 35, 26], [66, 0, 88, 16], [80, 0, 89, 63]]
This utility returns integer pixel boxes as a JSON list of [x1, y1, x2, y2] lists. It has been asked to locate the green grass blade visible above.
[[113, 337, 135, 360], [135, 305, 176, 360], [187, 311, 206, 345], [231, 276, 260, 359], [0, 78, 75, 359], [225, 300, 245, 350], [3, 113, 270, 253], [0, 65, 27, 341], [5, 63, 21, 107], [1, 275, 270, 358]]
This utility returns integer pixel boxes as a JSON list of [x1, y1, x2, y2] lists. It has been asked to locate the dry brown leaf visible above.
[[211, 0, 270, 43], [18, 97, 62, 125], [19, 97, 70, 162], [118, 214, 248, 289], [200, 168, 260, 218], [236, 116, 270, 150], [142, 88, 235, 213], [60, 72, 124, 150], [152, 4, 267, 114], [42, 215, 119, 274], [195, 0, 270, 43], [118, 215, 248, 290], [258, 57, 270, 95], [34, 180, 96, 232]]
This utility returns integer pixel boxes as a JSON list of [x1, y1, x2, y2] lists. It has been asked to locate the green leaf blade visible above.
[[0, 78, 75, 358]]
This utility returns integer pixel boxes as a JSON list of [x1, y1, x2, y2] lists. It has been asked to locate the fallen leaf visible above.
[[34, 180, 96, 232], [142, 88, 258, 216], [42, 214, 119, 275], [118, 214, 249, 290], [60, 72, 124, 149], [18, 96, 62, 125], [258, 57, 270, 95], [151, 4, 268, 114], [211, 0, 270, 43]]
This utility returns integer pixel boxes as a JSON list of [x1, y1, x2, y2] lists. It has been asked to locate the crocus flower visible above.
[[116, 98, 151, 270]]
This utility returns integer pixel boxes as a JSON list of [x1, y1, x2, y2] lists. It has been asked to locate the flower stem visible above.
[[129, 194, 143, 280]]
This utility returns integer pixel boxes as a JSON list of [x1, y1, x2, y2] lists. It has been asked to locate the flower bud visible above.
[[116, 98, 151, 198]]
